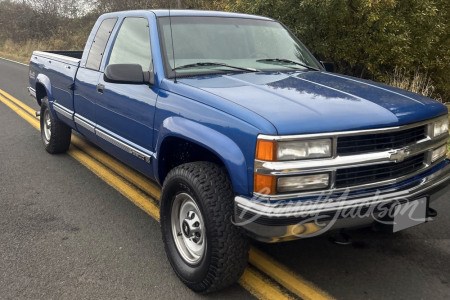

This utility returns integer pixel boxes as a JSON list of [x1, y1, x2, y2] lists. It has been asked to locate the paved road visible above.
[[1, 57, 449, 299]]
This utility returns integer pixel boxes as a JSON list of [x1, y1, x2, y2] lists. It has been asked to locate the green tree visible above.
[[229, 0, 450, 100]]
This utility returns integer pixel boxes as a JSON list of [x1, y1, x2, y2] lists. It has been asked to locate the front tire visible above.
[[160, 162, 249, 293], [40, 97, 71, 154]]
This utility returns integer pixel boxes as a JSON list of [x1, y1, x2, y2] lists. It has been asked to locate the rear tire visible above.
[[40, 97, 71, 154], [160, 162, 249, 293]]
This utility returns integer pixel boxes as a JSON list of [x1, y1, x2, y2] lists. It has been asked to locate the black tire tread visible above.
[[161, 162, 249, 293], [40, 97, 71, 154]]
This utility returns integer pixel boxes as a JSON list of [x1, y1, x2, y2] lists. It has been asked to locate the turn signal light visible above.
[[256, 140, 277, 161], [254, 173, 276, 195]]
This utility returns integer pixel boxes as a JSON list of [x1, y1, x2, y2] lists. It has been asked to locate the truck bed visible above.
[[29, 50, 81, 118], [31, 50, 82, 66], [43, 50, 83, 59]]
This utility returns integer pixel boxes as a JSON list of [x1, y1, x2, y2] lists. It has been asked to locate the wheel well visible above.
[[158, 137, 225, 185], [35, 83, 47, 106]]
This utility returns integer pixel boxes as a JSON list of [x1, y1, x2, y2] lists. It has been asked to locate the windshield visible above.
[[157, 16, 322, 77]]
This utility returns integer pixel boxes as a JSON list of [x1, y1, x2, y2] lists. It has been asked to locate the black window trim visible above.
[[85, 17, 118, 71], [105, 16, 154, 73]]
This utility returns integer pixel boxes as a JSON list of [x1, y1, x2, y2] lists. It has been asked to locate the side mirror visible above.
[[104, 64, 154, 85], [320, 61, 335, 73]]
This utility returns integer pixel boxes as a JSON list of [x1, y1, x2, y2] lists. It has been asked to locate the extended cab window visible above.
[[108, 18, 152, 71], [86, 18, 117, 70]]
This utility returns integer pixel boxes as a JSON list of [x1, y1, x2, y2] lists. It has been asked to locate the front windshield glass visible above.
[[158, 16, 321, 77]]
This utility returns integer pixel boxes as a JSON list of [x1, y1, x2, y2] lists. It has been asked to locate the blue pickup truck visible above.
[[28, 10, 449, 292]]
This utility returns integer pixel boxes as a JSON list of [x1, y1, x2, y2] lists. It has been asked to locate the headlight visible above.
[[432, 117, 449, 138], [277, 139, 332, 161], [277, 173, 330, 193], [253, 173, 330, 194], [256, 138, 332, 161]]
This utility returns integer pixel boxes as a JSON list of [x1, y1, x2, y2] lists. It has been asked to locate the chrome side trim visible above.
[[27, 87, 36, 99], [73, 115, 153, 163], [96, 129, 152, 163], [258, 115, 448, 141], [53, 103, 73, 120], [74, 115, 95, 133]]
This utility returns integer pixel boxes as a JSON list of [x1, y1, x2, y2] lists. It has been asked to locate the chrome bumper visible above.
[[234, 160, 450, 243]]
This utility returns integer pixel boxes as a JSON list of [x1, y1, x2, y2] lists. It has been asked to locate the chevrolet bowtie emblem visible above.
[[389, 148, 411, 163]]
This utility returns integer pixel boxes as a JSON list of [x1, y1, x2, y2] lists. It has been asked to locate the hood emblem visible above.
[[389, 148, 411, 163]]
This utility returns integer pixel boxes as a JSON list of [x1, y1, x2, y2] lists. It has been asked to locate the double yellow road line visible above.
[[0, 88, 334, 300]]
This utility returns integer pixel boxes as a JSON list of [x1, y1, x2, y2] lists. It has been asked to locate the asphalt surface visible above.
[[1, 57, 450, 299]]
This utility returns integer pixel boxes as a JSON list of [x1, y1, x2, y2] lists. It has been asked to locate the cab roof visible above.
[[100, 9, 273, 21], [149, 9, 272, 20]]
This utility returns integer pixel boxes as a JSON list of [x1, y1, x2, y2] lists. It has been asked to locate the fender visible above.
[[35, 74, 62, 120], [155, 116, 249, 195], [35, 73, 54, 104]]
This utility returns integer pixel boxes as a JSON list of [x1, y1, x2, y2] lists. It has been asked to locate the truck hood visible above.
[[179, 71, 447, 135]]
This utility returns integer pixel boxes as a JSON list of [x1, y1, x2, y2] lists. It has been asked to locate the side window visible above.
[[86, 18, 117, 70], [108, 18, 152, 71]]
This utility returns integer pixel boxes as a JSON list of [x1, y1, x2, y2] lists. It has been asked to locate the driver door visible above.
[[95, 17, 158, 173]]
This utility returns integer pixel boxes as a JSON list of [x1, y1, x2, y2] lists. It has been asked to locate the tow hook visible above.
[[426, 207, 437, 221], [35, 111, 40, 117], [329, 229, 352, 245]]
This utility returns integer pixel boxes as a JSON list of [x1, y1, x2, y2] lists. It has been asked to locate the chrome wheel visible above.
[[43, 109, 52, 141], [171, 193, 206, 264]]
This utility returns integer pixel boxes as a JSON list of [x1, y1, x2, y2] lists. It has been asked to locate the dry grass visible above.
[[387, 67, 441, 102], [0, 40, 35, 64], [0, 38, 86, 64]]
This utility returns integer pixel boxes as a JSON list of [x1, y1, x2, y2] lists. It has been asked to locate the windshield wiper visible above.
[[256, 58, 319, 71], [173, 62, 259, 72]]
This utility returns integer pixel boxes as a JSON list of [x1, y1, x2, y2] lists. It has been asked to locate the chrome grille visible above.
[[254, 116, 448, 201], [337, 125, 426, 155], [335, 153, 425, 188]]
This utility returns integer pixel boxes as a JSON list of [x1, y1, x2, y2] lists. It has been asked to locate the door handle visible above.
[[97, 83, 104, 94]]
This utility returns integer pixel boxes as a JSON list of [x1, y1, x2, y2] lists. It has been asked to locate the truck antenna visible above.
[[168, 0, 177, 83]]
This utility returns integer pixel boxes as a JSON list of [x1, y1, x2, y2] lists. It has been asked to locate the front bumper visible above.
[[234, 159, 450, 243]]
